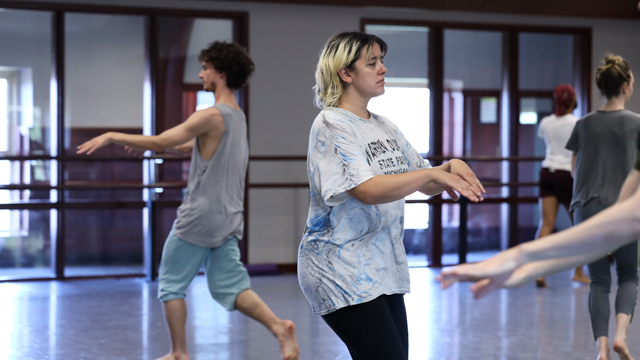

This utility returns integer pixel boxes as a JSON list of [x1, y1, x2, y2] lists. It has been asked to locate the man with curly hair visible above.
[[77, 42, 299, 360]]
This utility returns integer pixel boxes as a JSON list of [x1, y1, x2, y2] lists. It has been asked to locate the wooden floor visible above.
[[3, 267, 638, 360]]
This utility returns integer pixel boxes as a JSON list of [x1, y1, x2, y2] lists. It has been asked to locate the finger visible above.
[[77, 145, 92, 154], [447, 179, 476, 201], [437, 272, 460, 288], [459, 173, 483, 199], [76, 142, 89, 154], [439, 266, 481, 284], [477, 179, 486, 194], [471, 279, 496, 299], [455, 171, 485, 199], [440, 279, 456, 290], [445, 188, 459, 201]]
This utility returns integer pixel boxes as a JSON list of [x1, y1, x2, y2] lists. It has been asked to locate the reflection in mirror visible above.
[[0, 209, 53, 280], [0, 9, 53, 157]]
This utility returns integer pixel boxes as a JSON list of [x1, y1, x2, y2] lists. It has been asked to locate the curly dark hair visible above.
[[198, 42, 255, 90]]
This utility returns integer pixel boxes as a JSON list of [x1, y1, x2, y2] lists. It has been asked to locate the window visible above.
[[0, 78, 7, 152]]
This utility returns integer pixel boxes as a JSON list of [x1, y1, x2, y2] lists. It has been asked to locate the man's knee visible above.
[[211, 287, 250, 311], [158, 285, 188, 302]]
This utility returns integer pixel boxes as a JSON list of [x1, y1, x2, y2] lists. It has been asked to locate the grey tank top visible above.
[[173, 103, 248, 248]]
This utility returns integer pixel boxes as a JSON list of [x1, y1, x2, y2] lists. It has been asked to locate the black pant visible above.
[[321, 294, 408, 360]]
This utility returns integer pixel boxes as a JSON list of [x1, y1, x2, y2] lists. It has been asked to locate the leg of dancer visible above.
[[611, 241, 638, 360], [572, 202, 638, 360], [576, 203, 612, 360], [157, 233, 298, 360], [321, 294, 408, 360], [535, 194, 560, 287], [570, 215, 590, 284], [204, 238, 297, 358]]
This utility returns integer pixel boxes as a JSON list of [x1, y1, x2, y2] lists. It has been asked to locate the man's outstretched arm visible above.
[[77, 108, 221, 155]]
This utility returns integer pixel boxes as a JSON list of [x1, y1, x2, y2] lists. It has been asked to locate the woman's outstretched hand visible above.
[[448, 159, 486, 196], [436, 247, 524, 299], [431, 161, 485, 202]]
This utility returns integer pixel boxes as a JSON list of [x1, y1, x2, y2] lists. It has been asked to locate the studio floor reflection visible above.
[[2, 267, 636, 359]]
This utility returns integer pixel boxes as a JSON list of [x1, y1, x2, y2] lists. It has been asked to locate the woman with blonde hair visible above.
[[297, 31, 485, 359], [440, 54, 640, 360]]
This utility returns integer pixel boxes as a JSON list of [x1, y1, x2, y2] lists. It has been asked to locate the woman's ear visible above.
[[338, 67, 352, 84]]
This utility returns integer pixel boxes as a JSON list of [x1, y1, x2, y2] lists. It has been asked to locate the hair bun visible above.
[[595, 54, 631, 99], [603, 55, 624, 67]]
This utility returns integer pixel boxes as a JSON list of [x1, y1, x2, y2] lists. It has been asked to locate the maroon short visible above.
[[539, 167, 573, 210]]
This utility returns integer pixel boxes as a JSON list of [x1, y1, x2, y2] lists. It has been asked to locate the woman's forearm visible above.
[[519, 191, 640, 265], [617, 170, 640, 203], [348, 168, 441, 205], [506, 250, 607, 287]]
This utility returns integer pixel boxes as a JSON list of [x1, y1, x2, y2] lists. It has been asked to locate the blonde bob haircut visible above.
[[313, 31, 388, 109]]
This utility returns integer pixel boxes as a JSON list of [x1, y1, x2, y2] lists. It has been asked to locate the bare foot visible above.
[[597, 349, 611, 360], [536, 278, 547, 288], [155, 352, 190, 360], [613, 338, 635, 360], [597, 346, 611, 360], [273, 319, 299, 360], [573, 273, 591, 285]]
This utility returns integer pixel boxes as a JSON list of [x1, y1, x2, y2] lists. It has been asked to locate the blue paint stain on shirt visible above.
[[297, 107, 432, 316]]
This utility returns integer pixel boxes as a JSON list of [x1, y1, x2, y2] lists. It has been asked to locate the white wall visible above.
[[64, 13, 146, 129], [16, 0, 640, 264]]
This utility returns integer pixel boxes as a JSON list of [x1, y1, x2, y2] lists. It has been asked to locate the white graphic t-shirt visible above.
[[298, 107, 431, 315]]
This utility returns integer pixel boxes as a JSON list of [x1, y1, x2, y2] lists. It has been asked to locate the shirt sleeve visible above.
[[565, 121, 580, 152], [537, 117, 546, 139], [313, 117, 376, 206]]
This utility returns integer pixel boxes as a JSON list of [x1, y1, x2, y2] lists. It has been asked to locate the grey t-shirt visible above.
[[173, 103, 248, 248], [566, 109, 640, 211]]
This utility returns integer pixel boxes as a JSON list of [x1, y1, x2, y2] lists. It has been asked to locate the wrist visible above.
[[512, 245, 528, 267], [439, 160, 453, 173]]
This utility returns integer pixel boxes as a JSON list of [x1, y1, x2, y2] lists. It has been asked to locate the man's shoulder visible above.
[[194, 106, 225, 128]]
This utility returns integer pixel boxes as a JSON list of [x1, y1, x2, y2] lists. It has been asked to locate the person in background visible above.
[[78, 41, 299, 360], [534, 84, 589, 287], [440, 54, 640, 360]]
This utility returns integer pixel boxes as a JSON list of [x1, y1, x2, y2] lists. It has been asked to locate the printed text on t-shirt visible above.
[[365, 139, 401, 165]]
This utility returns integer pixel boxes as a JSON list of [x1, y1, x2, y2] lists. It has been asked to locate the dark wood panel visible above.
[[0, 1, 250, 19], [247, 0, 639, 20], [363, 18, 592, 34], [1, 0, 637, 19]]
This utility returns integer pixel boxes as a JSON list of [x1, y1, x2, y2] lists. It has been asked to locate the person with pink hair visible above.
[[534, 84, 589, 287]]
